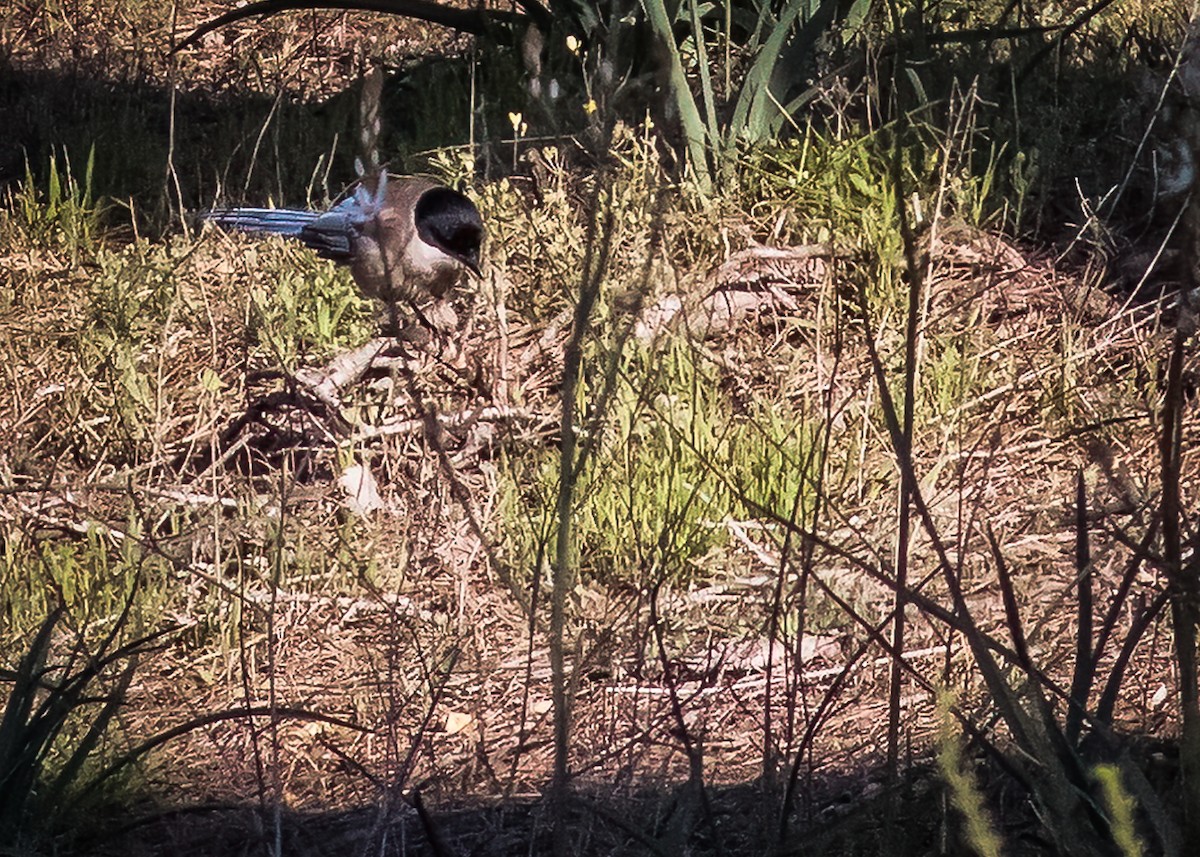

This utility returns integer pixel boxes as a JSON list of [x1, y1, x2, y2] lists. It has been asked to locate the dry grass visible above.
[[1, 162, 1188, 852], [2, 0, 467, 94], [1, 3, 1196, 855]]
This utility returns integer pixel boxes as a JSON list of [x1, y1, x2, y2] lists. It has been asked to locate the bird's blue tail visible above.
[[202, 207, 356, 262], [203, 208, 317, 235]]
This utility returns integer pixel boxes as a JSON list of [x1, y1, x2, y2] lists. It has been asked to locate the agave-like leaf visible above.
[[0, 610, 61, 772], [42, 657, 139, 810], [0, 609, 63, 831]]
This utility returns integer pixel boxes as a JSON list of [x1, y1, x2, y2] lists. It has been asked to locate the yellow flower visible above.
[[566, 34, 580, 55], [584, 98, 597, 115], [508, 111, 523, 132]]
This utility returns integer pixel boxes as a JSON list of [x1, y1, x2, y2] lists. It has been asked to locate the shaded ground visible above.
[[0, 0, 509, 215]]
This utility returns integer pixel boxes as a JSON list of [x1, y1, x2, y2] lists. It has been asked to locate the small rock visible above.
[[339, 463, 383, 515]]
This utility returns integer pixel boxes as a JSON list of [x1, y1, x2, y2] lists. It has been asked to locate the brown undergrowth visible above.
[[0, 149, 1189, 853], [1, 3, 1195, 854]]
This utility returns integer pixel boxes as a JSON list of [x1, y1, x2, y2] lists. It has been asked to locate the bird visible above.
[[203, 172, 484, 335]]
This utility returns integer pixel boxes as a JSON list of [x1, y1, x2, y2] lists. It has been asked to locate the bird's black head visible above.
[[414, 187, 484, 276]]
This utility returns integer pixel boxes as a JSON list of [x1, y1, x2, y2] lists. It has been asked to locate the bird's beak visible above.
[[463, 251, 482, 278]]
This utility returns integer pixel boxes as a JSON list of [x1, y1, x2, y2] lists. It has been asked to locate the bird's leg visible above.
[[393, 298, 460, 362], [385, 299, 401, 338]]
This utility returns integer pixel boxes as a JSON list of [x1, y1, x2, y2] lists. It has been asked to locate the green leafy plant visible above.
[[0, 605, 175, 850], [249, 250, 374, 368], [5, 145, 101, 260], [644, 0, 873, 187]]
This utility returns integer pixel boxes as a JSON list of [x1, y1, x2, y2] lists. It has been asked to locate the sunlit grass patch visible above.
[[247, 244, 375, 370], [0, 521, 168, 642], [499, 336, 838, 589], [3, 146, 102, 259], [0, 151, 381, 471]]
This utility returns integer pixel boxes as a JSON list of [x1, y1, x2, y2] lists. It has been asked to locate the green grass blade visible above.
[[642, 0, 712, 188]]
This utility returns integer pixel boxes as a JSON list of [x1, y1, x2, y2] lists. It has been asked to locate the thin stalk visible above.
[[883, 0, 925, 780], [1171, 25, 1200, 831], [550, 182, 613, 854], [1065, 471, 1093, 745], [1162, 315, 1200, 842]]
